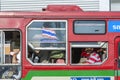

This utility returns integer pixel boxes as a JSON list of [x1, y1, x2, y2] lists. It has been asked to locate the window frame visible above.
[[26, 20, 68, 65]]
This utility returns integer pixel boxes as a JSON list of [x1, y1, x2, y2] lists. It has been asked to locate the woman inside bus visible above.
[[81, 48, 101, 64], [10, 49, 21, 64]]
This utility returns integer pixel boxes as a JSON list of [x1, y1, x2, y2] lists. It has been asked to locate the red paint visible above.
[[45, 5, 83, 11]]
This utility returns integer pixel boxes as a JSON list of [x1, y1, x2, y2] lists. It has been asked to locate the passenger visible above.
[[10, 49, 21, 64], [81, 48, 90, 58], [83, 48, 101, 64], [97, 48, 106, 61]]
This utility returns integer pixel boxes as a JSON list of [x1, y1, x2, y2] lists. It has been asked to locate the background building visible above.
[[111, 0, 120, 11], [0, 0, 119, 11], [0, 0, 109, 11]]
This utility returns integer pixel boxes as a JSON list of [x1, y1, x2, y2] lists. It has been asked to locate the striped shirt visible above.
[[86, 52, 101, 64]]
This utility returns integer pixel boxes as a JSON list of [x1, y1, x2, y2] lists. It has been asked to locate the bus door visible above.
[[115, 37, 120, 80], [0, 30, 21, 80]]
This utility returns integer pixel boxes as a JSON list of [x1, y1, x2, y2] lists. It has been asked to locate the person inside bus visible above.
[[81, 48, 90, 58], [97, 48, 107, 61], [81, 48, 101, 64], [10, 49, 21, 64]]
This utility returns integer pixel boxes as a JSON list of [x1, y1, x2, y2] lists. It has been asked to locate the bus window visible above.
[[71, 42, 108, 65], [4, 31, 21, 64], [0, 31, 21, 80], [74, 20, 106, 34], [27, 20, 67, 65]]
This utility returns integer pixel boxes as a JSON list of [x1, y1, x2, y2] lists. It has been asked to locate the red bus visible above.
[[0, 5, 120, 80]]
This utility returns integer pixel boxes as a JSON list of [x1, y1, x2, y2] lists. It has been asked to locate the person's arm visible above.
[[12, 49, 20, 64], [13, 50, 20, 56]]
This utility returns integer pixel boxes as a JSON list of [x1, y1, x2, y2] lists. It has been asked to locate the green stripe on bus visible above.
[[22, 70, 114, 80]]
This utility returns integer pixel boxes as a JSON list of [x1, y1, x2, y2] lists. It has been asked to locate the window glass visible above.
[[27, 20, 67, 65], [74, 21, 105, 34], [71, 42, 107, 65]]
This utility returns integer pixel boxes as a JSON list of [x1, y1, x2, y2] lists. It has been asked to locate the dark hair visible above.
[[85, 48, 93, 53]]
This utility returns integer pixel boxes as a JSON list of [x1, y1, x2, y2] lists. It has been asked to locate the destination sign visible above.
[[108, 20, 120, 32]]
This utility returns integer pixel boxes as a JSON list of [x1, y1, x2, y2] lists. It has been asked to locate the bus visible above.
[[0, 5, 120, 80]]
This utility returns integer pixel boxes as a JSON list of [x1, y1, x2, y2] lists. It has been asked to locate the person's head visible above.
[[85, 48, 94, 53]]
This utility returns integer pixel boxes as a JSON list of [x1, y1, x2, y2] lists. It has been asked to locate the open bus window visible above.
[[4, 31, 21, 64], [0, 31, 21, 80], [26, 20, 67, 65], [71, 42, 108, 65]]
